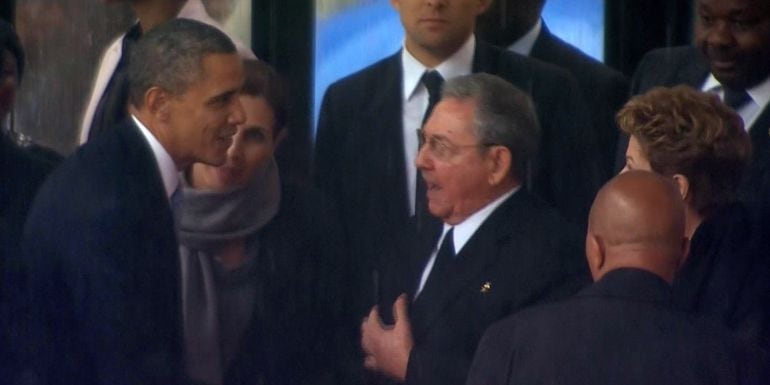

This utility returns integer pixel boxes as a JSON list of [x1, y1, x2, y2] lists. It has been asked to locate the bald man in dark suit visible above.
[[467, 171, 767, 385]]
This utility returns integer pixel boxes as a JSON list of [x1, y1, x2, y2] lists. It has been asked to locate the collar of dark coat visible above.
[[577, 268, 673, 305]]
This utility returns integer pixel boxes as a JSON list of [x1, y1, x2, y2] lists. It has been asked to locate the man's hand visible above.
[[361, 293, 414, 382]]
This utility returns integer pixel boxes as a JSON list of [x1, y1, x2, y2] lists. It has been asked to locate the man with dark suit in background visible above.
[[314, 0, 599, 355], [476, 0, 630, 180], [623, 0, 770, 206], [467, 170, 767, 385], [80, 0, 254, 145], [360, 73, 586, 385], [21, 19, 245, 385]]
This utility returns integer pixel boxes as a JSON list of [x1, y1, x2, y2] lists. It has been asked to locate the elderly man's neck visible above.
[[133, 0, 187, 33], [445, 180, 519, 225]]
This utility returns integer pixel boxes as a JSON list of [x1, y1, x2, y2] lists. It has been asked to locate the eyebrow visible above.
[[206, 89, 239, 105]]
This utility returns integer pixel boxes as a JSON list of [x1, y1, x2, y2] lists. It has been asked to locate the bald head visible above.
[[586, 171, 687, 283]]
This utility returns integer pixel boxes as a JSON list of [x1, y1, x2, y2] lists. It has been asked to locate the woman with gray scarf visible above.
[[177, 60, 343, 385]]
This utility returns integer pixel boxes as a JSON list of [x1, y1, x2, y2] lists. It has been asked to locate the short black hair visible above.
[[0, 20, 25, 80], [128, 18, 236, 107]]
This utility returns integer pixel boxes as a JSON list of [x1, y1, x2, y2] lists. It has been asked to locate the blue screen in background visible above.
[[313, 0, 605, 135]]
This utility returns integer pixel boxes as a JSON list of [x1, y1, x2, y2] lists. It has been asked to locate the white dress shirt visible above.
[[507, 19, 542, 57], [401, 35, 476, 214], [701, 73, 770, 131], [131, 115, 179, 199], [415, 186, 520, 297]]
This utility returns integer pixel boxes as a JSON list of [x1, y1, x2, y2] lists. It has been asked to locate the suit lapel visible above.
[[473, 40, 536, 104], [678, 51, 710, 88], [357, 53, 410, 218], [742, 105, 770, 201], [410, 193, 521, 338]]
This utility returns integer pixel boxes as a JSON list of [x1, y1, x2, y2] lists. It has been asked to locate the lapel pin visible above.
[[480, 281, 492, 294]]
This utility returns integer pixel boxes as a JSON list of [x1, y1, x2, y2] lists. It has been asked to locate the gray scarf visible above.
[[177, 158, 280, 385]]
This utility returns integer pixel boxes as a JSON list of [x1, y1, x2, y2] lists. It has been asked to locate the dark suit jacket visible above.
[[376, 189, 587, 385], [672, 202, 770, 352], [224, 181, 345, 385], [622, 46, 770, 205], [21, 120, 183, 385], [0, 131, 57, 381], [314, 40, 598, 322], [529, 24, 630, 180], [467, 268, 766, 385], [0, 132, 56, 263]]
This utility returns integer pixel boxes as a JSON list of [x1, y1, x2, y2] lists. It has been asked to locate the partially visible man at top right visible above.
[[475, 0, 629, 181], [626, 0, 770, 206]]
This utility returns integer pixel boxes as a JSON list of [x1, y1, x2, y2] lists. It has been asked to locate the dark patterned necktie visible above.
[[723, 87, 751, 111]]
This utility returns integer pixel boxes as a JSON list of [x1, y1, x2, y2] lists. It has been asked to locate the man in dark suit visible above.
[[360, 74, 586, 385], [466, 170, 766, 385], [314, 0, 599, 340], [20, 19, 245, 385], [622, 0, 770, 205], [476, 0, 630, 180]]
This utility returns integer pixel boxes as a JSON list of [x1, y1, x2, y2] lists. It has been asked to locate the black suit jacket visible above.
[[223, 181, 345, 385], [673, 203, 770, 349], [529, 24, 630, 180], [377, 189, 586, 385], [622, 46, 770, 205], [21, 120, 183, 385], [467, 268, 767, 385], [0, 132, 57, 381], [314, 40, 598, 321]]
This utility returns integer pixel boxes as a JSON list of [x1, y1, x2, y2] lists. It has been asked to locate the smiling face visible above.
[[415, 97, 502, 224], [191, 95, 281, 191], [164, 53, 245, 169], [695, 0, 770, 89], [391, 0, 491, 65]]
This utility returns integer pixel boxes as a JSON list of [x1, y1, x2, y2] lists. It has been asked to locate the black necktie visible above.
[[723, 87, 752, 111], [415, 71, 444, 231], [416, 227, 455, 299], [421, 70, 445, 125], [432, 227, 455, 274]]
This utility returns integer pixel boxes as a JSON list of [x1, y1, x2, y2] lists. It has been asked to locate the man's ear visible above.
[[585, 233, 605, 281], [486, 145, 512, 186], [145, 86, 171, 121], [672, 173, 690, 202]]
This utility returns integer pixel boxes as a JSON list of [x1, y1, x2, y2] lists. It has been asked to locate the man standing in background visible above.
[[80, 0, 254, 143], [476, 0, 630, 180]]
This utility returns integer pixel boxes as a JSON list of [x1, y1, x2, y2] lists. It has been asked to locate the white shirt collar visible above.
[[507, 19, 542, 56], [131, 115, 180, 199], [442, 185, 520, 254], [702, 73, 770, 110], [401, 34, 476, 102], [702, 72, 770, 129]]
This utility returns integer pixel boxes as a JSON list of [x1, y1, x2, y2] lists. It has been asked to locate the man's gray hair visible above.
[[441, 73, 540, 180], [128, 18, 237, 107]]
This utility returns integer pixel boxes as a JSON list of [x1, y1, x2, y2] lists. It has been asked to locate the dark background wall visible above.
[[605, 0, 694, 76]]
